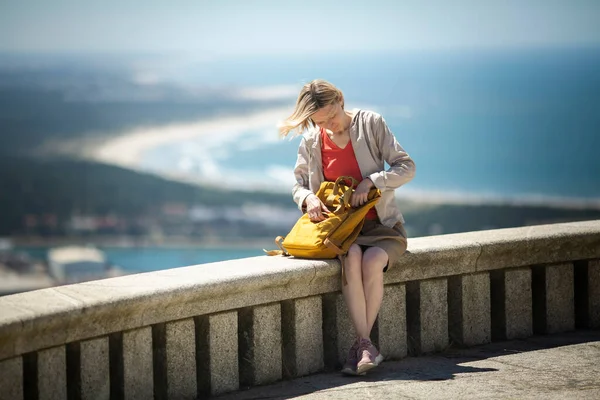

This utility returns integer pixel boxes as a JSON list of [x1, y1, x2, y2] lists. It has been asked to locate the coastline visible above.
[[87, 106, 292, 168]]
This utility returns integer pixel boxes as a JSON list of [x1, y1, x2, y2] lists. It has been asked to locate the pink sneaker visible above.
[[356, 338, 384, 375], [341, 338, 360, 376]]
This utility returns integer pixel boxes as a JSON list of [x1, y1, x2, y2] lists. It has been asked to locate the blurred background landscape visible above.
[[1, 0, 599, 294]]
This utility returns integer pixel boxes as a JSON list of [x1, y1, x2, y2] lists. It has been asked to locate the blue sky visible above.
[[1, 0, 600, 55]]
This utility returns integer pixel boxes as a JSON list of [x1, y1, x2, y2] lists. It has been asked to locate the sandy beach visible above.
[[86, 106, 291, 168]]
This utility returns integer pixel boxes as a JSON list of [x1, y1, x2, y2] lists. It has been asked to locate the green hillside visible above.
[[0, 156, 293, 236]]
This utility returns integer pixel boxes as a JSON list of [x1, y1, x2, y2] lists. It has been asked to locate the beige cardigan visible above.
[[292, 109, 416, 227]]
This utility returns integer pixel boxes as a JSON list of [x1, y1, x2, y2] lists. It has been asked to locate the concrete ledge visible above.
[[1, 220, 599, 361]]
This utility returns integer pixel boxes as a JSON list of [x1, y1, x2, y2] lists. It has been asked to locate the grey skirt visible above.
[[353, 219, 408, 272]]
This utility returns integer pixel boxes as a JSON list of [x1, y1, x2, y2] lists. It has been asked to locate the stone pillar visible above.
[[123, 327, 153, 400], [282, 296, 323, 378], [547, 263, 575, 333], [491, 268, 534, 340], [239, 303, 282, 386], [0, 356, 23, 400], [38, 346, 67, 400], [377, 284, 407, 360], [322, 293, 355, 370], [407, 278, 448, 354], [576, 260, 600, 329], [505, 268, 533, 339], [80, 337, 110, 400], [449, 273, 491, 346], [589, 260, 600, 328], [533, 263, 574, 334], [199, 311, 239, 396], [165, 318, 196, 400]]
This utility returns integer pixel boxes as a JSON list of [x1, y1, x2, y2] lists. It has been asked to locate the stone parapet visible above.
[[0, 220, 599, 399]]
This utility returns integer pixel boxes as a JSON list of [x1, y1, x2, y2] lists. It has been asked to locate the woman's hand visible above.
[[305, 194, 330, 222], [351, 178, 375, 208]]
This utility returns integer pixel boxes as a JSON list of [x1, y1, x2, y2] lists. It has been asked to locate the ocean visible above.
[[16, 246, 265, 273], [137, 48, 600, 203]]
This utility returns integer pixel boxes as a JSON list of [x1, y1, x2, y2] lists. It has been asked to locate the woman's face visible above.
[[311, 102, 345, 133]]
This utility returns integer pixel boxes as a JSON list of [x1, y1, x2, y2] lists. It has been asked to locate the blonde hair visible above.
[[278, 79, 343, 137]]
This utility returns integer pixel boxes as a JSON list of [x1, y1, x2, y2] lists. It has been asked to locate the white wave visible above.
[[86, 106, 291, 168], [131, 71, 162, 86], [234, 85, 300, 101]]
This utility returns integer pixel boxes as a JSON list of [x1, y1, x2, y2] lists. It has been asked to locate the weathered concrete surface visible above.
[[123, 327, 153, 400], [216, 331, 600, 400], [0, 356, 22, 400], [545, 263, 575, 334], [282, 296, 324, 378], [588, 260, 600, 328], [239, 303, 282, 386], [80, 337, 110, 400], [208, 312, 239, 396], [378, 284, 406, 360], [1, 221, 598, 361], [37, 346, 67, 400], [504, 268, 533, 339], [165, 319, 196, 400], [449, 273, 491, 347], [408, 279, 448, 354]]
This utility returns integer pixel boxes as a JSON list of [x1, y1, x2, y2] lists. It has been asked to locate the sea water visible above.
[[143, 47, 600, 202]]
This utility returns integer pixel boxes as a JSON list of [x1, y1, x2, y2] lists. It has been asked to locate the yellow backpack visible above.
[[265, 176, 381, 259]]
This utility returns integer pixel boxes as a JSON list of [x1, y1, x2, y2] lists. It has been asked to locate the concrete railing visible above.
[[0, 220, 599, 399]]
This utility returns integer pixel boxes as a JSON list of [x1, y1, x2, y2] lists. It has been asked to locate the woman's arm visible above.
[[368, 114, 416, 191], [292, 137, 315, 211]]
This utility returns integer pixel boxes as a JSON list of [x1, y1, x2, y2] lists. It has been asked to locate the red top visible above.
[[321, 128, 378, 220]]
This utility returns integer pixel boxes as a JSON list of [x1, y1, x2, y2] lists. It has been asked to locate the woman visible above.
[[279, 79, 416, 376]]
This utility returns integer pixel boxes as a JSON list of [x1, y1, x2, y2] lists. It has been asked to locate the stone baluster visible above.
[[239, 303, 282, 387], [407, 278, 449, 354], [377, 284, 407, 359], [491, 268, 533, 340], [122, 327, 153, 400], [449, 272, 491, 346], [37, 346, 67, 400], [533, 263, 575, 334], [0, 356, 23, 400], [282, 296, 324, 378]]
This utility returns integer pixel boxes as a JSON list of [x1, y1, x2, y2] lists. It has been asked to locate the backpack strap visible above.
[[323, 238, 343, 254], [263, 236, 290, 256], [339, 254, 348, 286]]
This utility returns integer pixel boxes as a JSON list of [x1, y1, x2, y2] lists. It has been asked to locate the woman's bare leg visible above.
[[361, 247, 388, 334], [342, 244, 369, 338]]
